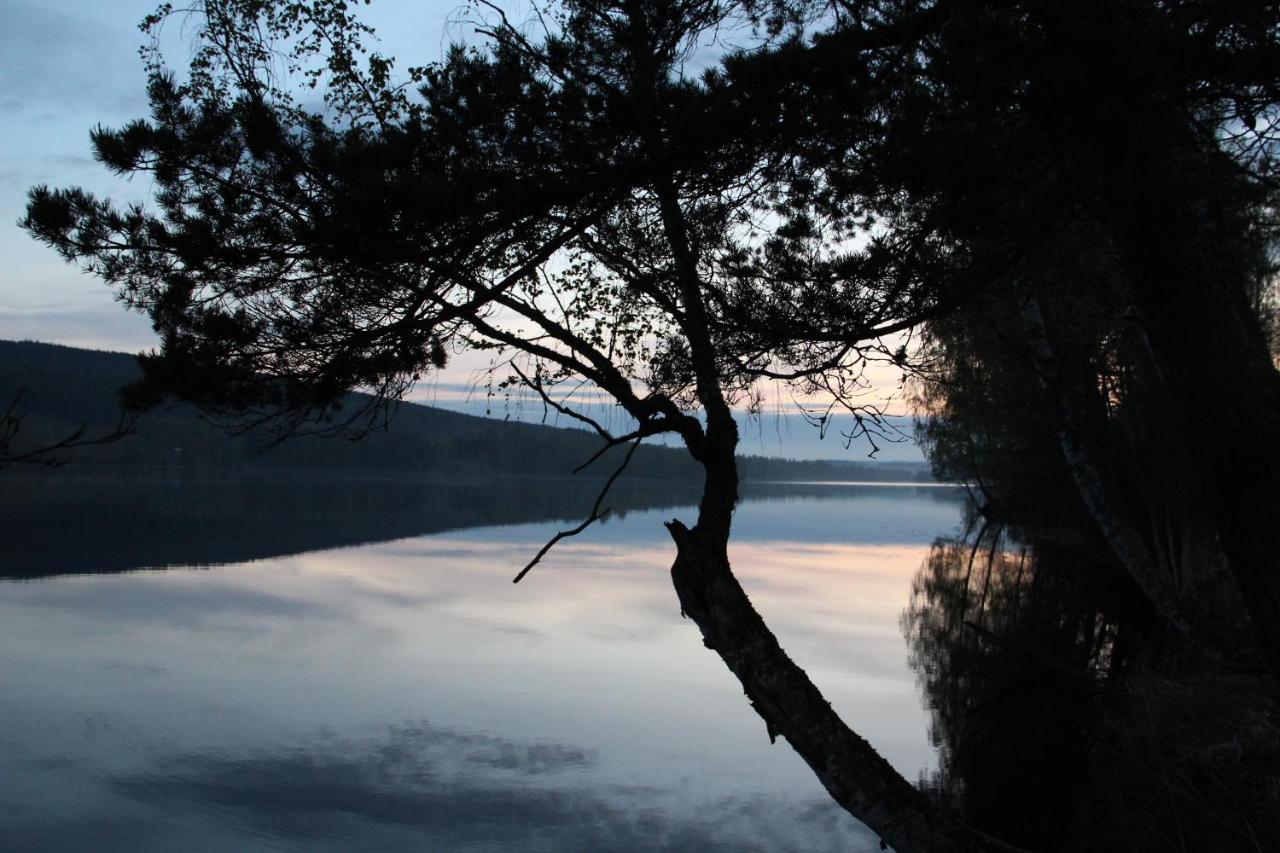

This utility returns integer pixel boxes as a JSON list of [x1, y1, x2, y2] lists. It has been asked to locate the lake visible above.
[[0, 476, 965, 852]]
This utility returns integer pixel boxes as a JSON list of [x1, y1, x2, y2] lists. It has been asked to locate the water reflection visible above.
[[906, 524, 1280, 851], [0, 474, 958, 579], [0, 478, 963, 851], [104, 722, 861, 853]]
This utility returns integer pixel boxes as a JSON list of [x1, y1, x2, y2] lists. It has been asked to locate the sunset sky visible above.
[[0, 0, 923, 461]]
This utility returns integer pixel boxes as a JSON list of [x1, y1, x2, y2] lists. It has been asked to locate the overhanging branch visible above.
[[511, 436, 642, 583]]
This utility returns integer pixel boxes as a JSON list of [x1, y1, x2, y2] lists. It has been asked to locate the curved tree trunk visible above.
[[650, 165, 1014, 850], [664, 427, 1015, 853], [665, 520, 1008, 852]]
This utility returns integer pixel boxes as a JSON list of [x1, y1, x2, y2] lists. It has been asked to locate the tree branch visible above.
[[511, 436, 642, 583]]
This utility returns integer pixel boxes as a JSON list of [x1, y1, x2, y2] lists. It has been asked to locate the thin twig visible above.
[[512, 436, 642, 584], [0, 390, 137, 469], [572, 428, 648, 474], [510, 361, 614, 441]]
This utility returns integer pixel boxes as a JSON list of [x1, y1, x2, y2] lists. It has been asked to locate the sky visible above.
[[0, 0, 471, 354], [0, 0, 924, 462]]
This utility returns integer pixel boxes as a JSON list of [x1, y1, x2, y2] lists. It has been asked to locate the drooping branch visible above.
[[511, 361, 616, 441], [512, 436, 642, 583]]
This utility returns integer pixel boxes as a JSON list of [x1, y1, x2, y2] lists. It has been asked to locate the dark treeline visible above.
[[914, 246, 1265, 663], [0, 339, 929, 483]]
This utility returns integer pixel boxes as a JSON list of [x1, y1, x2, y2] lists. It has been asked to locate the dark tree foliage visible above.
[[912, 241, 1260, 663], [23, 0, 950, 443], [735, 0, 1280, 675], [861, 0, 1280, 677]]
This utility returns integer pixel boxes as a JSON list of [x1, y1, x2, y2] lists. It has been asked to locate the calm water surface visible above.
[[0, 477, 963, 851]]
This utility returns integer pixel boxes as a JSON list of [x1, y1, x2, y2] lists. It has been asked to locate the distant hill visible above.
[[0, 339, 932, 483]]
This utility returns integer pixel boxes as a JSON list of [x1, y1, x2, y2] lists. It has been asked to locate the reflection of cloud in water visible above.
[[110, 721, 875, 852], [14, 577, 342, 626], [0, 487, 954, 851]]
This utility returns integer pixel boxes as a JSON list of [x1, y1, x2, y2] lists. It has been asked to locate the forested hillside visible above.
[[1, 340, 929, 482]]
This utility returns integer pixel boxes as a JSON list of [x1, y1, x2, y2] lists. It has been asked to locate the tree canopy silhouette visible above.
[[25, 2, 992, 849]]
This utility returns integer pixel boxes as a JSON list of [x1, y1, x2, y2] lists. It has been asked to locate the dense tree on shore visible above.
[[864, 0, 1280, 676], [913, 269, 1261, 665], [733, 0, 1280, 677]]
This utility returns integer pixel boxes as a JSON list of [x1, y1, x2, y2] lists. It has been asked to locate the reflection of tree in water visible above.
[[0, 474, 703, 580], [1, 475, 952, 580], [904, 526, 1280, 851], [904, 529, 1129, 849]]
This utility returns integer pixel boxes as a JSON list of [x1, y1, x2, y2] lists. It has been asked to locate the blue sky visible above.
[[0, 0, 469, 353], [1, 0, 156, 351], [0, 0, 924, 462]]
